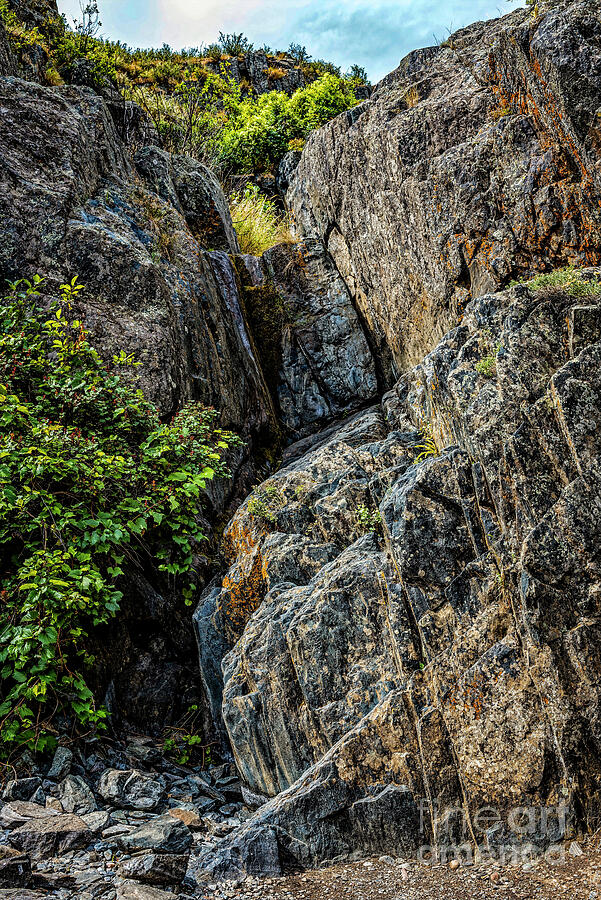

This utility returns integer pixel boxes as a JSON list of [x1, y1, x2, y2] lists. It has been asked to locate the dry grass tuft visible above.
[[230, 187, 293, 255]]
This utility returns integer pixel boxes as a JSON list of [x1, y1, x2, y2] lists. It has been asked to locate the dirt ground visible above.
[[208, 842, 601, 900]]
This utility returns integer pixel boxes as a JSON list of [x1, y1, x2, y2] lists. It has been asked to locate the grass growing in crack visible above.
[[511, 266, 601, 299], [475, 329, 503, 379], [412, 423, 439, 464], [230, 186, 293, 255], [247, 483, 285, 525]]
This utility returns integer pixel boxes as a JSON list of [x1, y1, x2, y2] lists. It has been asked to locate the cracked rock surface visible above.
[[196, 273, 601, 878]]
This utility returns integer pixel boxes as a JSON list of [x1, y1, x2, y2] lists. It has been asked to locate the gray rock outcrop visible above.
[[197, 270, 601, 873], [238, 241, 378, 437], [5, 0, 58, 27], [288, 1, 601, 380], [206, 50, 306, 97], [0, 20, 18, 76]]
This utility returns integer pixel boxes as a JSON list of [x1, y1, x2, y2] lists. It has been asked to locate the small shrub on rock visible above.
[[247, 484, 285, 525], [356, 505, 382, 533], [218, 32, 253, 57], [205, 43, 223, 61]]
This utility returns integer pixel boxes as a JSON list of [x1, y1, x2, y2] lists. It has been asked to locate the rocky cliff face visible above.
[[190, 0, 601, 882], [2, 0, 601, 891], [203, 273, 601, 877], [288, 0, 601, 380]]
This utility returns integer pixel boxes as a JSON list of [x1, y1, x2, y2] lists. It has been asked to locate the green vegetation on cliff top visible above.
[[0, 2, 364, 177]]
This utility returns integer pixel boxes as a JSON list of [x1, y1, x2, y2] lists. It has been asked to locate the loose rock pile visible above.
[[0, 738, 251, 899]]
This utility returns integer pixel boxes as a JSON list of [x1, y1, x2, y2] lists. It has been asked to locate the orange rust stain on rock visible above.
[[218, 547, 268, 642]]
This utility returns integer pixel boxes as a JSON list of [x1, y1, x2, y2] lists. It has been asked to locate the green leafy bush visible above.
[[0, 0, 44, 54], [130, 68, 357, 176], [0, 2, 118, 88], [216, 73, 357, 173], [217, 87, 296, 172], [289, 72, 355, 131], [162, 703, 213, 767], [475, 354, 498, 377], [0, 277, 237, 757], [205, 43, 222, 61], [288, 42, 311, 64], [301, 59, 342, 80]]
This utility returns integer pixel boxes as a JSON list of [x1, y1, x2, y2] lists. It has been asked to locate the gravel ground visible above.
[[199, 843, 600, 900]]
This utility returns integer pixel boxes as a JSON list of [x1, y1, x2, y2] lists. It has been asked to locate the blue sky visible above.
[[58, 0, 525, 82]]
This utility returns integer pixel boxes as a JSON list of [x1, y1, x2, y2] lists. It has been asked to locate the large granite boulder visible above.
[[0, 803, 59, 830], [56, 776, 96, 815], [118, 852, 189, 886], [0, 851, 31, 889], [116, 884, 176, 900], [197, 272, 601, 876], [288, 1, 601, 381], [1, 782, 41, 804]]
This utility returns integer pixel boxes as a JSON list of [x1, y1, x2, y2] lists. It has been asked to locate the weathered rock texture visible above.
[[0, 78, 271, 434], [189, 13, 601, 873], [288, 0, 601, 381], [238, 241, 378, 438], [4, 0, 601, 882], [198, 270, 601, 877], [0, 20, 18, 76], [190, 12, 601, 869]]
